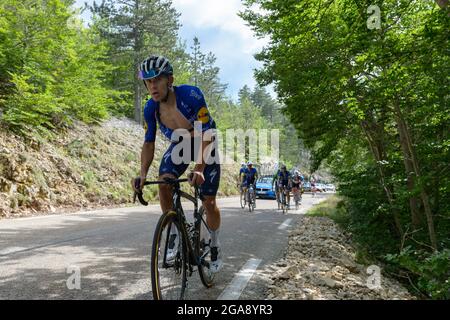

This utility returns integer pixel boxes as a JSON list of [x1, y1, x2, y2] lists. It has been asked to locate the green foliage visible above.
[[0, 0, 126, 135], [188, 37, 227, 107], [307, 196, 350, 226], [386, 248, 450, 299], [88, 0, 182, 121], [242, 0, 450, 298]]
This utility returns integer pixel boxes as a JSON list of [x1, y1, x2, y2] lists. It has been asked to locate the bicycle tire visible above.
[[294, 193, 300, 210], [196, 206, 215, 288], [151, 210, 187, 300]]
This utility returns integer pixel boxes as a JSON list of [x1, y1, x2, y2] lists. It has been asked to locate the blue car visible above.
[[255, 176, 276, 199]]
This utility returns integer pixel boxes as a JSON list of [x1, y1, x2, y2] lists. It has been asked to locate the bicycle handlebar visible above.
[[143, 178, 189, 185], [133, 177, 194, 206]]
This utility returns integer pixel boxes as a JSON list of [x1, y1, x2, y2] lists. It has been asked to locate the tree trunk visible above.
[[134, 80, 142, 124], [396, 116, 422, 228], [360, 121, 404, 238], [435, 0, 449, 9], [392, 100, 438, 251], [435, 0, 450, 16]]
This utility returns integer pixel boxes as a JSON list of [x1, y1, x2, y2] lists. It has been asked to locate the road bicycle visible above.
[[246, 183, 256, 212], [134, 177, 215, 300]]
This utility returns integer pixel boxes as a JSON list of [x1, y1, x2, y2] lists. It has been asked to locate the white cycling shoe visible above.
[[209, 246, 223, 273], [165, 233, 179, 262]]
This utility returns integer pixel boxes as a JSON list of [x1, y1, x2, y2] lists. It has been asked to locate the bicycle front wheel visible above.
[[196, 207, 215, 288], [240, 191, 245, 209], [151, 210, 187, 300]]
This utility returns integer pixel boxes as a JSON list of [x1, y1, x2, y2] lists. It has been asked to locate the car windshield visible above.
[[257, 177, 272, 184]]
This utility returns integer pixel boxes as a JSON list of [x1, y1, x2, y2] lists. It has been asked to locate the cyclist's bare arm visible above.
[[140, 142, 155, 185]]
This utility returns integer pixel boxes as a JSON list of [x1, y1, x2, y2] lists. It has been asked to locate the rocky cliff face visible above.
[[0, 118, 239, 218]]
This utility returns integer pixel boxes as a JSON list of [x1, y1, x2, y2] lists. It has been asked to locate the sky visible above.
[[73, 0, 273, 102]]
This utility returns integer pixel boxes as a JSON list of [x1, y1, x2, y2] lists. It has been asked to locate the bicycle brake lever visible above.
[[137, 191, 149, 206]]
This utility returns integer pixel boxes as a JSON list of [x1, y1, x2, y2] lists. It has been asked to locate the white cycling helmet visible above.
[[247, 161, 253, 166], [139, 55, 173, 80]]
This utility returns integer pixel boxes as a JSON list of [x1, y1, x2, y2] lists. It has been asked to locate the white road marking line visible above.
[[278, 218, 292, 230], [217, 258, 262, 300]]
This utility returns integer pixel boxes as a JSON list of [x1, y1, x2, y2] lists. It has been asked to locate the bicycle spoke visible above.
[[197, 207, 215, 287], [152, 214, 187, 300]]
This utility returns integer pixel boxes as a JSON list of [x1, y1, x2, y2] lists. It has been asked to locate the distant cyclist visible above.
[[243, 161, 258, 206], [310, 176, 317, 197], [292, 170, 303, 207], [277, 165, 292, 209], [272, 165, 282, 205]]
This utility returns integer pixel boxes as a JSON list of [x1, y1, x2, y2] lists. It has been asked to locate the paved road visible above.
[[0, 193, 330, 300]]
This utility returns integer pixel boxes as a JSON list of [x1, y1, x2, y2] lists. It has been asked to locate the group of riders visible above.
[[239, 162, 316, 211]]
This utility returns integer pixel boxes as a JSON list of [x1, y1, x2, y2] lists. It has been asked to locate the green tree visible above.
[[88, 0, 181, 123], [0, 0, 120, 135], [188, 37, 227, 109], [241, 0, 449, 298]]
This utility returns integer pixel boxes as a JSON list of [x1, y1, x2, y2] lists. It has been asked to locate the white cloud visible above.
[[172, 0, 274, 100], [172, 0, 268, 55]]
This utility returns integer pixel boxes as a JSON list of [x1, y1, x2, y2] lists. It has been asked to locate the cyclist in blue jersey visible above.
[[242, 161, 258, 206], [131, 55, 222, 273], [277, 165, 292, 209]]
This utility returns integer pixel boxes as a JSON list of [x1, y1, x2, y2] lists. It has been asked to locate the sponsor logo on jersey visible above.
[[197, 106, 210, 124], [190, 89, 201, 100]]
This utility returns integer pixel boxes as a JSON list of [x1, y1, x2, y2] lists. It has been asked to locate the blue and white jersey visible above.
[[278, 170, 291, 184], [143, 85, 215, 142], [244, 167, 258, 184]]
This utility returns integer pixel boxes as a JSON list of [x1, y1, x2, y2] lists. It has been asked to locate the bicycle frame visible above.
[[137, 178, 211, 270], [171, 181, 211, 268]]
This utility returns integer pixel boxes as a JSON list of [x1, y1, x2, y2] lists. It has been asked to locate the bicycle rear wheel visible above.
[[151, 210, 187, 300], [277, 192, 281, 210], [294, 193, 300, 210], [196, 207, 215, 287]]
